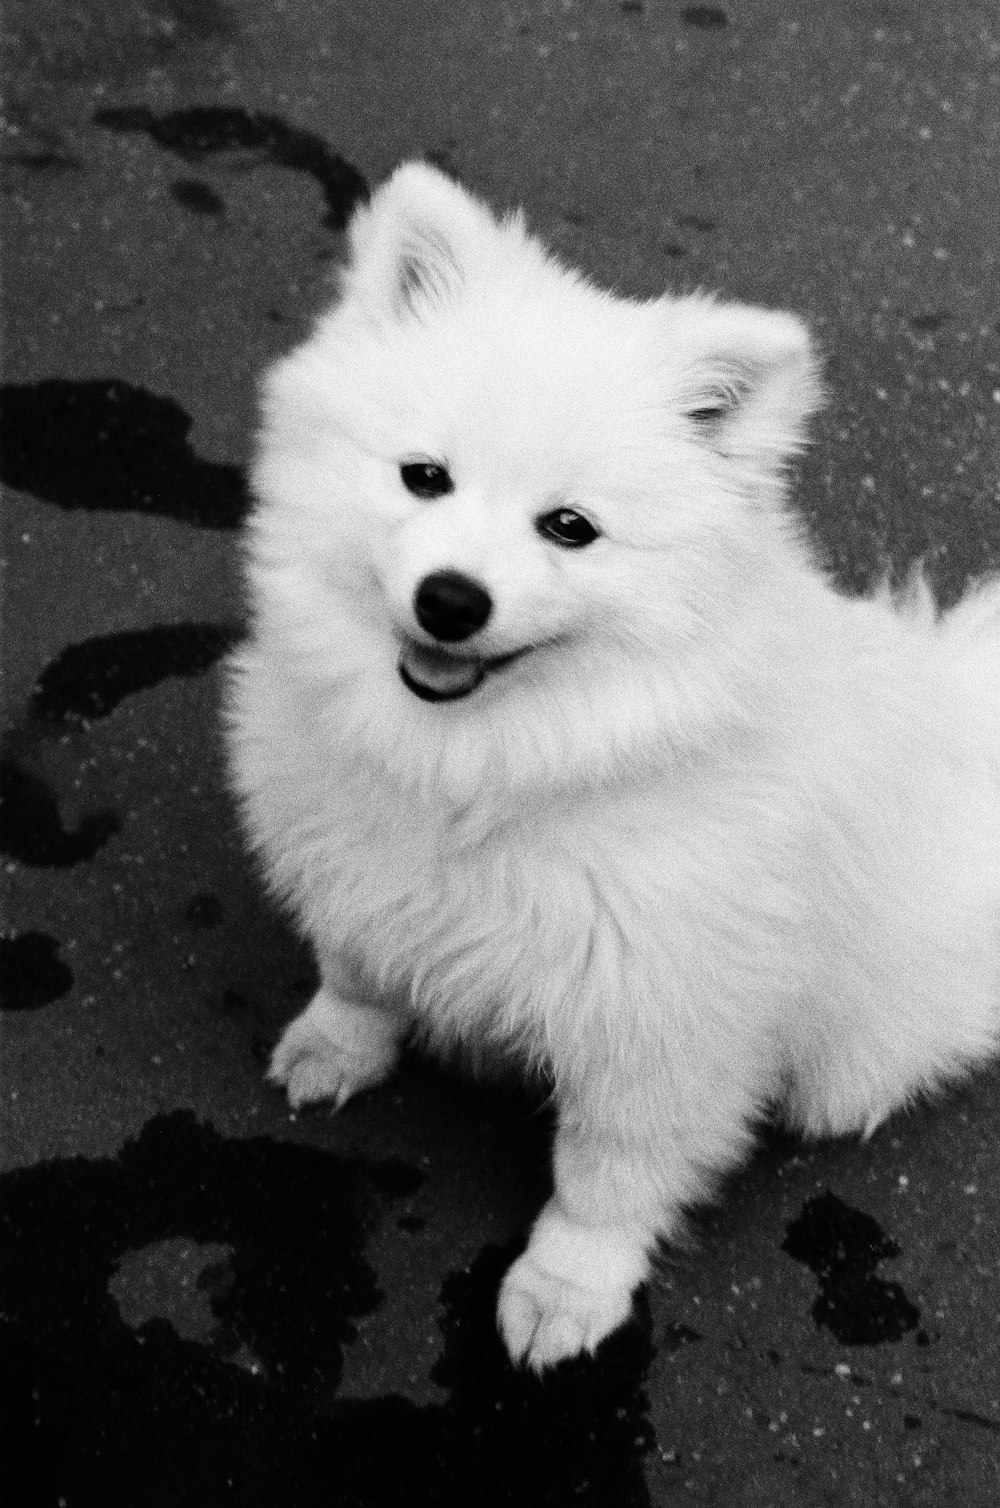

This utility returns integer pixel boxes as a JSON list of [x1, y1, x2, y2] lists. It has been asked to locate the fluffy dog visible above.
[[227, 162, 1000, 1371]]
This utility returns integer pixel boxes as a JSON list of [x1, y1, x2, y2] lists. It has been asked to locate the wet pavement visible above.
[[2, 2, 1000, 1504]]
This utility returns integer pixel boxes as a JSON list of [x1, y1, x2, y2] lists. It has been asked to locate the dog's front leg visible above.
[[268, 949, 409, 1112], [497, 1081, 753, 1372]]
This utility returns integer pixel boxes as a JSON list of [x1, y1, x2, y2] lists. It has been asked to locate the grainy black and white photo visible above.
[[3, 4, 999, 1505]]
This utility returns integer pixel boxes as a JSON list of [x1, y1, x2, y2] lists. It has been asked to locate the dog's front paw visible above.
[[268, 1025, 360, 1111], [267, 988, 400, 1111], [497, 1252, 634, 1372]]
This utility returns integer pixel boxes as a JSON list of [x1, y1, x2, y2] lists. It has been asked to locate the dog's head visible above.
[[248, 163, 823, 798]]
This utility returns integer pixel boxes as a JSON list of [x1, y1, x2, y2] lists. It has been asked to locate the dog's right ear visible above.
[[669, 297, 825, 477], [342, 162, 501, 320]]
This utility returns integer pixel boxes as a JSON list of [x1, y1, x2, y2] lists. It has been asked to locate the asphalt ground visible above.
[[2, 3, 1000, 1504]]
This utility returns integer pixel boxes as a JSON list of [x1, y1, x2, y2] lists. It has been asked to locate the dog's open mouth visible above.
[[397, 641, 528, 702]]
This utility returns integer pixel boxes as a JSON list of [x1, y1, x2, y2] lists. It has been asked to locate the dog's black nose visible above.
[[413, 570, 493, 642]]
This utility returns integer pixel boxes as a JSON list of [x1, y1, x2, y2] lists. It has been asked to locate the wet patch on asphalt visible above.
[[0, 750, 120, 867], [681, 5, 728, 28], [0, 1111, 656, 1507], [0, 931, 74, 1010], [169, 177, 226, 215], [0, 379, 248, 528], [782, 1191, 921, 1345], [94, 106, 369, 230], [31, 623, 240, 726]]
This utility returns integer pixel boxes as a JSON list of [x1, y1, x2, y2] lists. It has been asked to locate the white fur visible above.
[[226, 162, 1000, 1371]]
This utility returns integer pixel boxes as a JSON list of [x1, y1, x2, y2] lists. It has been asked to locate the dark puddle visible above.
[[660, 1323, 703, 1354], [1, 1111, 655, 1507], [782, 1191, 920, 1345], [676, 212, 716, 233], [0, 932, 74, 1010], [32, 622, 240, 725], [1, 147, 83, 174], [169, 178, 226, 216], [94, 106, 368, 230], [0, 379, 247, 528], [0, 619, 238, 871], [681, 5, 728, 27], [0, 376, 247, 876], [909, 311, 950, 333], [0, 752, 120, 867], [184, 892, 225, 930]]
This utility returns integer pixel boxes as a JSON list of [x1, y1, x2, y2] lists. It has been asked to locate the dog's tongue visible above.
[[398, 642, 485, 701]]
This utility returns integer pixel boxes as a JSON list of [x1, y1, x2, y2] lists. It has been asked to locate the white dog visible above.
[[226, 162, 1000, 1371]]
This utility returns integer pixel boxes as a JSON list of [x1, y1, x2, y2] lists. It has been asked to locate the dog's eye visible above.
[[400, 461, 454, 499], [535, 508, 600, 549]]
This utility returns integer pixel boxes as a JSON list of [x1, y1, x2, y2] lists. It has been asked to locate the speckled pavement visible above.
[[2, 3, 1000, 1505]]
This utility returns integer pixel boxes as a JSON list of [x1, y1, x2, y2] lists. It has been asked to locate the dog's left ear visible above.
[[671, 298, 824, 472], [342, 162, 502, 320]]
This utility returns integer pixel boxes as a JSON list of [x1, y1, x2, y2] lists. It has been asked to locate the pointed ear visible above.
[[670, 298, 824, 471], [341, 162, 502, 319]]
